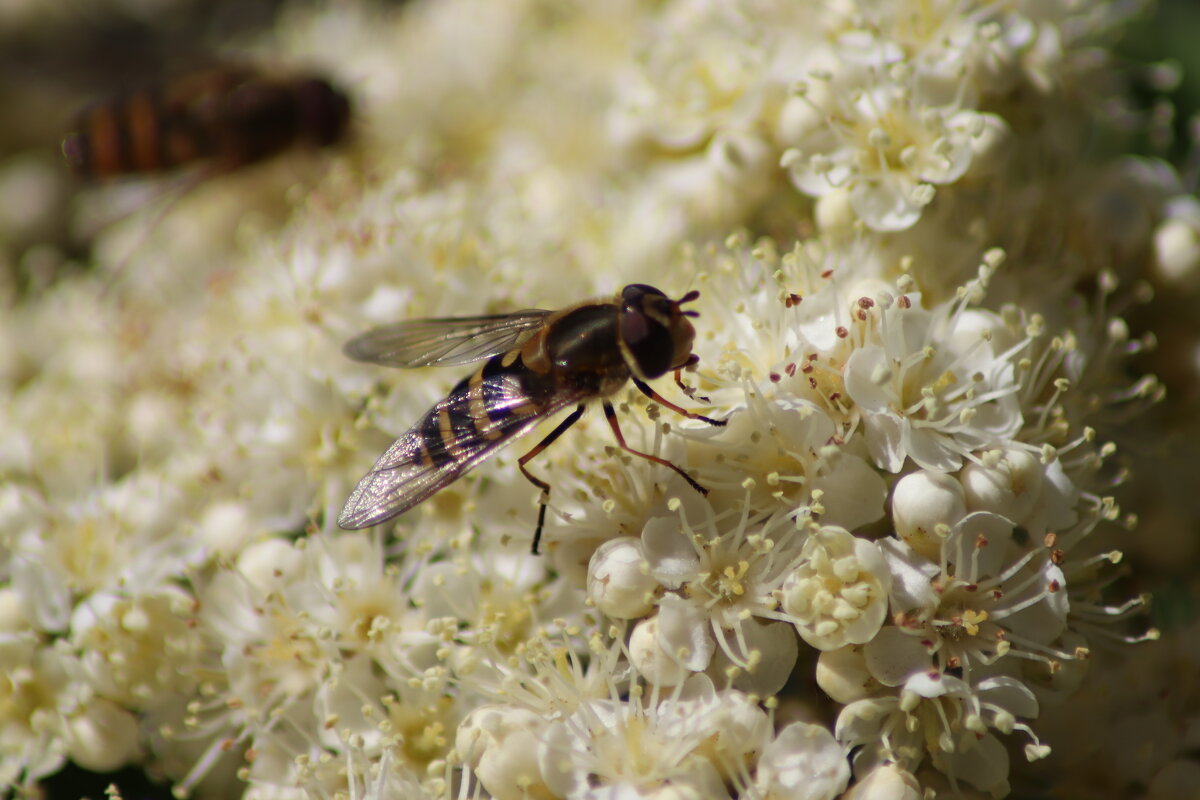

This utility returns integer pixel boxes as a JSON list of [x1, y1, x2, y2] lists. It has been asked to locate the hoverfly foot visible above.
[[673, 363, 712, 403]]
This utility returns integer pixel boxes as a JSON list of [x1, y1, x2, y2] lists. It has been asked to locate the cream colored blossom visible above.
[[843, 290, 1026, 473], [754, 721, 850, 800], [780, 524, 891, 651]]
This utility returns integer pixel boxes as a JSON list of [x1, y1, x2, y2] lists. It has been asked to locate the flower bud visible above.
[[959, 448, 1042, 526], [457, 705, 552, 800], [64, 698, 141, 772], [815, 646, 876, 704], [629, 615, 689, 687], [587, 536, 658, 619], [840, 763, 921, 800], [891, 470, 966, 560]]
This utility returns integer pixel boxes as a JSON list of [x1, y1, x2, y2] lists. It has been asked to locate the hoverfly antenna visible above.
[[678, 289, 701, 317]]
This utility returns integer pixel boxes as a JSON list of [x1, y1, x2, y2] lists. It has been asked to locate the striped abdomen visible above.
[[62, 68, 351, 179], [412, 354, 557, 470]]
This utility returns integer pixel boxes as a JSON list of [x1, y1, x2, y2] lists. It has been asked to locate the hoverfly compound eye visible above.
[[617, 284, 697, 380]]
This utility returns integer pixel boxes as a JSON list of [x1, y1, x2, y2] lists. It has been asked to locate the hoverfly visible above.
[[61, 65, 351, 179], [338, 284, 727, 554]]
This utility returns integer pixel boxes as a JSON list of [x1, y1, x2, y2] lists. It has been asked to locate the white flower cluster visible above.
[[1, 0, 1192, 798]]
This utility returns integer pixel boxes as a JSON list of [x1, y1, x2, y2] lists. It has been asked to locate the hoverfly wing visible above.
[[343, 310, 552, 368], [337, 360, 587, 529]]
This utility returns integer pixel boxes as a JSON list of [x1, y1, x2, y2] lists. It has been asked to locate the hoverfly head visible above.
[[618, 284, 699, 380]]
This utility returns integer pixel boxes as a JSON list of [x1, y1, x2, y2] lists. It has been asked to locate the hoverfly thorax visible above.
[[617, 284, 701, 381]]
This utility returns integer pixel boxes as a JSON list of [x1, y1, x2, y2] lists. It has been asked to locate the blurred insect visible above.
[[61, 65, 351, 179], [338, 284, 727, 554]]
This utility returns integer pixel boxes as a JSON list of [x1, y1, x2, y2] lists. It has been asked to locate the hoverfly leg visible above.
[[96, 165, 221, 299], [518, 403, 587, 555], [631, 377, 726, 428], [602, 401, 708, 497], [673, 355, 709, 402]]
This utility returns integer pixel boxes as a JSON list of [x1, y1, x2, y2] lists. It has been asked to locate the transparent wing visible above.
[[337, 367, 587, 530], [343, 310, 552, 368]]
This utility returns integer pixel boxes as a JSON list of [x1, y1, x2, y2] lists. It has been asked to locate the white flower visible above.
[[412, 540, 584, 680], [688, 389, 887, 531], [8, 474, 198, 633], [824, 0, 1055, 100], [843, 292, 1025, 473], [0, 638, 73, 791], [187, 532, 446, 794], [637, 494, 803, 691], [297, 737, 437, 800], [458, 705, 555, 800], [69, 587, 203, 710], [614, 0, 772, 152], [754, 721, 850, 800], [779, 524, 891, 651], [780, 68, 1001, 231], [837, 670, 1039, 794], [879, 511, 1070, 682], [540, 675, 749, 800]]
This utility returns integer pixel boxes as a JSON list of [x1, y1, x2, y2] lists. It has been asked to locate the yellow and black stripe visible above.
[[413, 353, 551, 469]]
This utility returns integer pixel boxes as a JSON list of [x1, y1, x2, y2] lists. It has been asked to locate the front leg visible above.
[[632, 377, 726, 427]]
